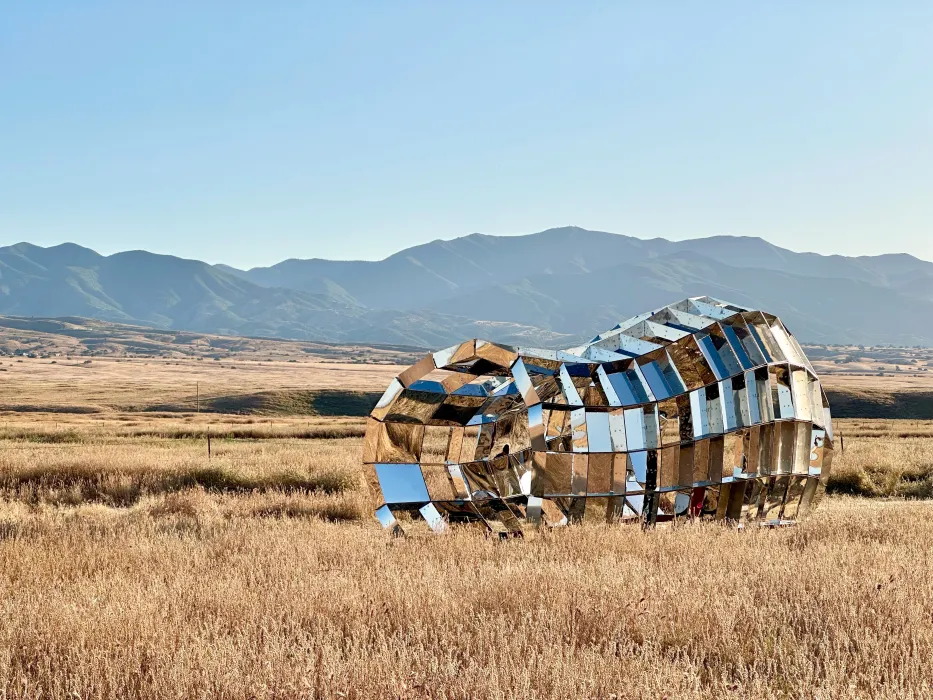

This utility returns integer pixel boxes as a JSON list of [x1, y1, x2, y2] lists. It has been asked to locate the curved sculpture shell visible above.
[[363, 297, 834, 535]]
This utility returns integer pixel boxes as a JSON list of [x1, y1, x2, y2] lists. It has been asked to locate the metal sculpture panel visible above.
[[363, 297, 833, 535]]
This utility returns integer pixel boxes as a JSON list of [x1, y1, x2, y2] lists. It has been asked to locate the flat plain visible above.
[[0, 339, 930, 698]]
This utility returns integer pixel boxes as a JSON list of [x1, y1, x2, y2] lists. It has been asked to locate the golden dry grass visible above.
[[5, 352, 933, 421], [0, 415, 926, 698], [0, 412, 366, 441], [0, 427, 365, 514], [0, 356, 402, 412], [0, 499, 928, 699], [826, 419, 933, 499]]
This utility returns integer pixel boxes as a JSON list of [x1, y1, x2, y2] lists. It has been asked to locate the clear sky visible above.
[[2, 2, 932, 268]]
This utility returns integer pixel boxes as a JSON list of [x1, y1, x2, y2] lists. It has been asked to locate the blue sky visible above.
[[2, 2, 931, 268]]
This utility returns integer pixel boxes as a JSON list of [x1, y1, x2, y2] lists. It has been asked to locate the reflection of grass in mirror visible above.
[[420, 425, 452, 462]]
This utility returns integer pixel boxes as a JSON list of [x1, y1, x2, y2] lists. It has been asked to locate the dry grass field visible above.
[[0, 408, 928, 698], [4, 325, 933, 419], [0, 326, 930, 697], [0, 356, 396, 413], [4, 351, 933, 417]]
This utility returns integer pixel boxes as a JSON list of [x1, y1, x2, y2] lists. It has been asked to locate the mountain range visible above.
[[1, 227, 932, 347]]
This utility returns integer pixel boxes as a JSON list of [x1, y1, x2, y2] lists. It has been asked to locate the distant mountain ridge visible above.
[[2, 227, 932, 346], [0, 241, 567, 347]]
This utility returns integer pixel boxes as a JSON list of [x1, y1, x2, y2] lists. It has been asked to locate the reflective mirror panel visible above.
[[722, 316, 767, 368], [419, 503, 447, 533], [586, 453, 613, 495], [678, 443, 695, 488], [585, 411, 612, 452], [388, 389, 446, 424], [754, 367, 774, 423], [695, 326, 743, 380], [745, 371, 762, 425], [759, 423, 775, 476], [362, 418, 381, 464], [778, 421, 796, 474], [723, 431, 745, 478], [643, 405, 661, 449], [809, 428, 826, 475], [658, 398, 681, 446], [705, 384, 725, 435], [741, 479, 765, 522], [624, 408, 647, 450], [375, 504, 398, 530], [421, 463, 455, 500], [612, 453, 628, 494], [768, 322, 807, 370], [763, 475, 789, 522], [375, 422, 425, 464], [536, 452, 573, 497], [689, 389, 708, 438], [571, 454, 589, 495], [721, 380, 739, 431], [798, 477, 820, 517], [782, 476, 807, 521], [794, 423, 812, 475], [791, 370, 812, 422], [637, 350, 687, 400], [629, 450, 649, 483], [475, 340, 519, 368], [707, 437, 725, 483], [571, 408, 588, 452], [732, 374, 752, 428], [420, 425, 451, 464], [667, 338, 717, 389], [693, 438, 710, 484], [745, 426, 761, 475], [770, 365, 795, 419], [743, 312, 787, 363], [375, 463, 430, 505], [659, 446, 679, 489], [398, 355, 437, 388]]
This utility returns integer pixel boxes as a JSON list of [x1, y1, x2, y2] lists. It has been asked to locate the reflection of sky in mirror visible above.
[[375, 464, 430, 504]]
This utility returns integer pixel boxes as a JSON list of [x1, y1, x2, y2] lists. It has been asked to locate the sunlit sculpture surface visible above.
[[363, 297, 833, 535]]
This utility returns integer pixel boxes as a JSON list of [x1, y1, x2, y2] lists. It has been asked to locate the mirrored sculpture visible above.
[[363, 297, 833, 535]]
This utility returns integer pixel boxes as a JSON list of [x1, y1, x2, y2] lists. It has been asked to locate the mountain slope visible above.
[[423, 251, 933, 345], [0, 243, 562, 346], [225, 227, 677, 309], [0, 244, 356, 330], [226, 226, 933, 313], [4, 228, 933, 346]]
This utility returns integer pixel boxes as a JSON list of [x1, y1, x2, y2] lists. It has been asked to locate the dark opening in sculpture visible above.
[[363, 297, 833, 535]]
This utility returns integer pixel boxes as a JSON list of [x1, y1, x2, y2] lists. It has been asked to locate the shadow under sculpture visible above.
[[363, 297, 834, 536]]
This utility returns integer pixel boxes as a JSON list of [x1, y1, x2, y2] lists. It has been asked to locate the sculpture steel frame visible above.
[[363, 297, 833, 535]]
